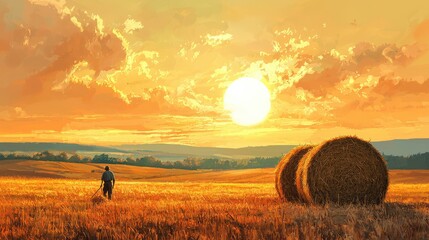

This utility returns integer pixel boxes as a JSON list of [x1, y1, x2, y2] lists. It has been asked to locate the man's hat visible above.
[[105, 166, 110, 171]]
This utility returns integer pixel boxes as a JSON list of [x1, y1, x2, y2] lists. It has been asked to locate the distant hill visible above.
[[118, 144, 295, 159], [116, 138, 429, 159], [1, 138, 429, 161], [0, 142, 127, 154], [372, 139, 429, 156]]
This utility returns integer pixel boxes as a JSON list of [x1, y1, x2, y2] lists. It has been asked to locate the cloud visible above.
[[291, 42, 425, 98], [373, 76, 429, 95], [231, 18, 429, 131], [0, 0, 200, 122], [28, 0, 68, 14], [0, 0, 125, 90], [2, 0, 429, 145], [0, 106, 28, 120], [295, 65, 344, 97], [123, 18, 143, 34], [203, 32, 232, 47]]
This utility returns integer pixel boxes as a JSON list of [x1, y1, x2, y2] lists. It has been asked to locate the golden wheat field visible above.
[[0, 173, 428, 239]]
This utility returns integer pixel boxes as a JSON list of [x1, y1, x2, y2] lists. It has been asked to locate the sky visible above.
[[1, 0, 429, 147]]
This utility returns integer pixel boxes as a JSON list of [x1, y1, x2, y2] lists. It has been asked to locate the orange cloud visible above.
[[0, 1, 201, 119], [2, 0, 429, 146]]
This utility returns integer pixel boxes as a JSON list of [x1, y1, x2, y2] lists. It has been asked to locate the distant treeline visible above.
[[0, 151, 428, 170], [0, 151, 280, 170], [384, 152, 429, 169]]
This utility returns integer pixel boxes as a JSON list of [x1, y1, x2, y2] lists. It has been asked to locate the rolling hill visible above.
[[371, 138, 429, 156], [116, 138, 429, 158], [117, 144, 295, 159], [1, 138, 429, 161], [0, 160, 274, 183], [1, 160, 428, 184]]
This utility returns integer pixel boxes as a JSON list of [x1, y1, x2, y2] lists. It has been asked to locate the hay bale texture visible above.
[[296, 136, 388, 205], [275, 145, 313, 202]]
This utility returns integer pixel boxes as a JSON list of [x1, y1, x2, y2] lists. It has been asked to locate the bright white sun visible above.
[[224, 77, 271, 126]]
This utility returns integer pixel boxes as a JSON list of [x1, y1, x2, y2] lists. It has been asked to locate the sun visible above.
[[224, 77, 271, 126]]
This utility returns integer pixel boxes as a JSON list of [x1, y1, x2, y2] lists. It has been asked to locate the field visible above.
[[0, 161, 428, 239]]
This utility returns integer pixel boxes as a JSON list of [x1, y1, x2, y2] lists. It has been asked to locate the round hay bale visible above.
[[297, 136, 388, 205], [275, 145, 313, 202], [295, 150, 309, 202]]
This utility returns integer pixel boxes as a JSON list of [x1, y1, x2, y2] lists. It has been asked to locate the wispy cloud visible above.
[[123, 18, 143, 34], [204, 32, 232, 47], [1, 0, 429, 146]]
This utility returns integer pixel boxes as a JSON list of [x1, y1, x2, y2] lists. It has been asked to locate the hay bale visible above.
[[275, 145, 313, 202], [297, 136, 389, 205], [295, 149, 309, 201], [91, 195, 106, 205]]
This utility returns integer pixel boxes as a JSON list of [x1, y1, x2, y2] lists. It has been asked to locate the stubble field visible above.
[[1, 175, 428, 239]]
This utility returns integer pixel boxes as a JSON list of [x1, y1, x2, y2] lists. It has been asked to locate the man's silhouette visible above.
[[100, 166, 115, 200]]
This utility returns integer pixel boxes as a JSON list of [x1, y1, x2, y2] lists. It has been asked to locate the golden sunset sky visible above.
[[1, 0, 429, 147]]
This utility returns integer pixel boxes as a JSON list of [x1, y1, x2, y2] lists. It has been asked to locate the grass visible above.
[[0, 177, 428, 239]]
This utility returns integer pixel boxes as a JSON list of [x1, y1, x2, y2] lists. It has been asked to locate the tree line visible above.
[[0, 151, 428, 169], [0, 151, 280, 170], [384, 152, 429, 169]]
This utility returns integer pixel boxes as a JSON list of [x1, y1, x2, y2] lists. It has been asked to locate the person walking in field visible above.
[[100, 166, 115, 200]]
